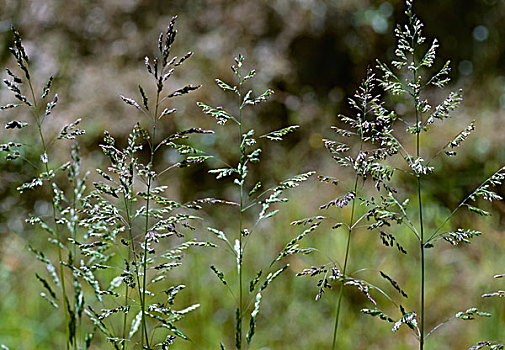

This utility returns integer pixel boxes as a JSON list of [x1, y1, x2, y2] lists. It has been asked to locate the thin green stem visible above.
[[330, 85, 371, 349], [417, 175, 425, 349], [122, 284, 130, 349], [140, 89, 159, 350], [331, 174, 359, 350], [413, 60, 425, 349], [71, 168, 80, 350], [141, 177, 152, 349], [122, 192, 134, 350], [237, 78, 244, 350], [28, 78, 71, 350]]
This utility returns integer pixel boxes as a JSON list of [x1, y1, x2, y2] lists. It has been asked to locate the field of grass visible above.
[[1, 0, 504, 349]]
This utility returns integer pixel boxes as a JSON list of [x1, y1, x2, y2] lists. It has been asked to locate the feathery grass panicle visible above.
[[1, 27, 88, 349], [291, 69, 400, 348], [199, 54, 313, 349], [1, 2, 504, 349], [353, 0, 505, 348], [75, 18, 213, 349], [290, 1, 505, 348]]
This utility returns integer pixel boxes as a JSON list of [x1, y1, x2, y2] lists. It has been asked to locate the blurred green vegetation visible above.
[[1, 0, 504, 349]]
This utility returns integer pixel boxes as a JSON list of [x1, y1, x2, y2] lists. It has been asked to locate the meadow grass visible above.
[[0, 1, 504, 349]]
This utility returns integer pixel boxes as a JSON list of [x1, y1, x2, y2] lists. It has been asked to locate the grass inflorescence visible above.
[[199, 53, 313, 349], [0, 1, 504, 349]]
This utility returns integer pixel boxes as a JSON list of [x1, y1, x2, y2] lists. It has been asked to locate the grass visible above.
[[198, 53, 313, 348], [0, 0, 504, 349]]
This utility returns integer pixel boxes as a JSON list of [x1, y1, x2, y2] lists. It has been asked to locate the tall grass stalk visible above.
[[75, 18, 210, 349], [331, 176, 358, 349], [28, 63, 71, 350], [299, 70, 396, 348], [360, 0, 505, 347], [0, 27, 90, 349], [199, 54, 313, 349], [331, 74, 369, 349], [295, 2, 505, 348], [414, 59, 426, 350]]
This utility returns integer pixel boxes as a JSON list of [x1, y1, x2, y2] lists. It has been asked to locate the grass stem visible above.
[[331, 174, 359, 349], [237, 77, 244, 350], [28, 77, 72, 350]]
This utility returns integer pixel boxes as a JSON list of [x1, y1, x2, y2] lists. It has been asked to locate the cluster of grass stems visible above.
[[0, 1, 504, 349]]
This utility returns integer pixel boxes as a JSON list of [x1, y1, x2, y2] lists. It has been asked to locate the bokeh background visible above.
[[1, 0, 504, 349]]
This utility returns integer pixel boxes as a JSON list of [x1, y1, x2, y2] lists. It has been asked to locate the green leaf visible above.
[[317, 175, 339, 186], [0, 103, 19, 110], [167, 84, 201, 98], [420, 39, 438, 68], [276, 221, 321, 262], [159, 107, 177, 119], [379, 271, 408, 298], [120, 95, 143, 112], [44, 94, 58, 117], [58, 118, 85, 140], [176, 303, 200, 315], [392, 312, 418, 332], [456, 307, 491, 320], [26, 216, 55, 236], [161, 322, 188, 339], [40, 292, 58, 309], [5, 120, 27, 129], [41, 76, 53, 99], [446, 120, 475, 151], [429, 90, 463, 121], [429, 60, 452, 88], [35, 273, 58, 300], [138, 84, 149, 110], [209, 167, 237, 179], [248, 181, 262, 196], [208, 227, 232, 250], [235, 308, 242, 350], [93, 182, 118, 198], [243, 89, 274, 107], [259, 265, 289, 293], [108, 276, 123, 290], [361, 308, 394, 323], [249, 270, 262, 292], [85, 307, 110, 336]]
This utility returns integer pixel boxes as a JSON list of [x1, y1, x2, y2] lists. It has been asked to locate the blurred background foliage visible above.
[[0, 0, 504, 349]]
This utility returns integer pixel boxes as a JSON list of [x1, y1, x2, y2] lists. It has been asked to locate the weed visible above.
[[1, 27, 87, 349], [1, 2, 504, 349], [199, 54, 313, 349], [293, 0, 505, 348], [67, 17, 212, 349]]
